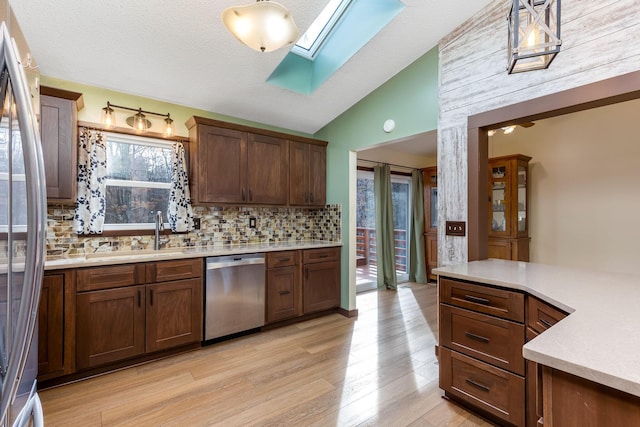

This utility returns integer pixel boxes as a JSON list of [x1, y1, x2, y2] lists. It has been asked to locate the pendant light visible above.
[[507, 0, 562, 74], [222, 0, 299, 53]]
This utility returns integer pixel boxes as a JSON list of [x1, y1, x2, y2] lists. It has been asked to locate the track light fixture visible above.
[[101, 101, 175, 137]]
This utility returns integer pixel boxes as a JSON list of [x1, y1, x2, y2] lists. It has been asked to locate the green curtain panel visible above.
[[374, 165, 397, 290], [409, 170, 427, 283]]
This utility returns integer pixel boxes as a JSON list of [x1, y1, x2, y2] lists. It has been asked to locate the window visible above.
[[103, 133, 173, 231], [0, 122, 28, 233], [291, 0, 352, 60]]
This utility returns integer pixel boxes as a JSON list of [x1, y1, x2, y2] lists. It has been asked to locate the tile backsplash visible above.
[[45, 204, 341, 257]]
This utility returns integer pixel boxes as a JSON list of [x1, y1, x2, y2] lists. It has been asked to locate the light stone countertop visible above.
[[434, 259, 640, 398], [44, 240, 342, 270]]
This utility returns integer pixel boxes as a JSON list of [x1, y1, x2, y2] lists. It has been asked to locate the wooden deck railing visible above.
[[356, 227, 407, 272]]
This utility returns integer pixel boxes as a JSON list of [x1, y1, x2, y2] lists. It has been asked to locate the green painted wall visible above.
[[40, 76, 314, 139], [314, 45, 439, 308]]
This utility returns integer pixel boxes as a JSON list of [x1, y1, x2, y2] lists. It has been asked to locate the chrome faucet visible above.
[[154, 210, 164, 250]]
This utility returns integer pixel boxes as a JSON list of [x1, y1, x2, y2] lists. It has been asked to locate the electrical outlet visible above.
[[249, 217, 257, 229], [193, 217, 201, 230], [445, 221, 466, 236]]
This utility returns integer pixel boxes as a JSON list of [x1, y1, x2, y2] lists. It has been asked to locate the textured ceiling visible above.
[[10, 0, 492, 135]]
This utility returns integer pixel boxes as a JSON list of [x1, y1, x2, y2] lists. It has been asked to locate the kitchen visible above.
[[2, 0, 640, 426]]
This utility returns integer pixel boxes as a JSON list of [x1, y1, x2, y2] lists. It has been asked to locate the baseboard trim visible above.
[[337, 307, 359, 318]]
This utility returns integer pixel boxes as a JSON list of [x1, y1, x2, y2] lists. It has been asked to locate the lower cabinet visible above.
[[75, 258, 202, 370], [488, 237, 530, 261], [266, 247, 341, 323]]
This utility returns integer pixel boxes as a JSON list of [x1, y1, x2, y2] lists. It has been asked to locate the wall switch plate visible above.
[[249, 217, 257, 228], [445, 221, 466, 236], [193, 217, 201, 230]]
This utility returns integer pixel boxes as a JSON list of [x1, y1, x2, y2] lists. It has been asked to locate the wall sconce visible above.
[[222, 0, 299, 53], [507, 0, 562, 74], [101, 101, 175, 136]]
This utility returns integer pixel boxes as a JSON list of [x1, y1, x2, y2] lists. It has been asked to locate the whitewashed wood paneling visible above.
[[437, 0, 640, 266]]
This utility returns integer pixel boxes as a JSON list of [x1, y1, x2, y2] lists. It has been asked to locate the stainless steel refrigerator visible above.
[[0, 18, 47, 427]]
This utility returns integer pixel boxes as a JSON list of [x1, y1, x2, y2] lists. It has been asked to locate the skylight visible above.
[[292, 0, 352, 60]]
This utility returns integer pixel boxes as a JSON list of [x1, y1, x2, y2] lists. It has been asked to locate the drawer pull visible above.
[[464, 295, 490, 305], [465, 332, 490, 343], [278, 290, 291, 295], [318, 254, 329, 258], [540, 318, 554, 328], [465, 378, 490, 392], [278, 257, 291, 262]]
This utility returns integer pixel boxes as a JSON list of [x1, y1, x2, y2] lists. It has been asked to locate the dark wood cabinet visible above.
[[76, 285, 146, 369], [39, 86, 82, 204], [422, 166, 438, 281], [146, 278, 202, 352], [439, 277, 526, 426], [38, 269, 75, 381], [38, 274, 64, 378], [186, 116, 323, 206], [488, 154, 532, 261], [266, 251, 302, 323], [75, 259, 203, 370], [302, 247, 340, 314], [289, 141, 326, 206]]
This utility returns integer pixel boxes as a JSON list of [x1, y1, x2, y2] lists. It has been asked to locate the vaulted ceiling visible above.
[[11, 0, 492, 135]]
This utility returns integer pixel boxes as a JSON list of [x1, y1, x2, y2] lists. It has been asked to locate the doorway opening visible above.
[[355, 169, 412, 293]]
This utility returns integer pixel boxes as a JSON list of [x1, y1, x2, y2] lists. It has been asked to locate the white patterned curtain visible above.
[[73, 128, 107, 234], [168, 142, 194, 232]]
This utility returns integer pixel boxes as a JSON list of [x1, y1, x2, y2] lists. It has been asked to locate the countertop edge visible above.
[[45, 241, 342, 270]]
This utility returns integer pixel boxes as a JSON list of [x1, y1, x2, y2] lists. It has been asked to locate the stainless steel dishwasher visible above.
[[204, 253, 266, 341]]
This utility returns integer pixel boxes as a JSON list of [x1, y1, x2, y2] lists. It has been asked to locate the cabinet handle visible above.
[[318, 254, 329, 258], [463, 295, 490, 305], [249, 188, 253, 201], [278, 257, 291, 262], [242, 188, 246, 201], [138, 290, 141, 308], [279, 290, 291, 295], [465, 332, 490, 343], [540, 318, 554, 329], [310, 192, 314, 203], [150, 289, 154, 306], [465, 378, 490, 392]]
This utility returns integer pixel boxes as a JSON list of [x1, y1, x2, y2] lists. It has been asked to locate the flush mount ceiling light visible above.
[[507, 0, 562, 74], [222, 0, 299, 53], [101, 102, 175, 137]]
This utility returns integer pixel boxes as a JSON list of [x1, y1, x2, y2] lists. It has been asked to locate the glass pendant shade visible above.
[[222, 0, 299, 52], [101, 105, 116, 128], [164, 116, 175, 137], [508, 0, 562, 74]]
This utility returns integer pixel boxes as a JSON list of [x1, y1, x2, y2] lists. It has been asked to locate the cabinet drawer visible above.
[[440, 277, 525, 322], [267, 251, 299, 268], [440, 304, 525, 376], [77, 264, 146, 292], [146, 258, 203, 283], [440, 347, 525, 427], [303, 247, 340, 264], [527, 296, 567, 334]]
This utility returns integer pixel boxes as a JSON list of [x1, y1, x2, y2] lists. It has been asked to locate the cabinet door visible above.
[[38, 274, 64, 378], [308, 144, 326, 206], [303, 261, 340, 314], [289, 141, 310, 205], [40, 94, 77, 203], [76, 285, 146, 369], [266, 266, 301, 323], [146, 278, 202, 353], [196, 126, 247, 204], [246, 133, 288, 205], [426, 233, 438, 281]]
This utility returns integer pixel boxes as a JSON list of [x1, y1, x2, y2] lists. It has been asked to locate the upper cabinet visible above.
[[488, 154, 531, 261], [186, 116, 327, 207], [39, 86, 83, 204], [289, 141, 326, 207]]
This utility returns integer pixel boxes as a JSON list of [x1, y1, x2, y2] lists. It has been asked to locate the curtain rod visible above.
[[358, 158, 421, 171]]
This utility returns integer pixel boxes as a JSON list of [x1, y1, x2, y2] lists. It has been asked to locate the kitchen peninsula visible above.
[[435, 259, 640, 426]]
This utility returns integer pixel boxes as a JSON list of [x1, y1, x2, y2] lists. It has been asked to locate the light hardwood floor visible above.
[[40, 282, 492, 426]]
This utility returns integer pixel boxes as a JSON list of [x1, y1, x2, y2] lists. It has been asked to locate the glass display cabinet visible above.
[[488, 154, 531, 261], [422, 166, 438, 281]]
